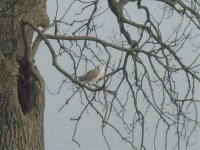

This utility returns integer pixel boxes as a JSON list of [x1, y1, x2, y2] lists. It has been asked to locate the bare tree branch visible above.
[[29, 0, 200, 149]]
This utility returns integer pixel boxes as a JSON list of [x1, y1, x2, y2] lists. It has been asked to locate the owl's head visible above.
[[99, 65, 105, 71], [98, 65, 106, 78]]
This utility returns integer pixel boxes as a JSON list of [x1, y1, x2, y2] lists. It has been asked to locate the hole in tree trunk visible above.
[[17, 60, 35, 114]]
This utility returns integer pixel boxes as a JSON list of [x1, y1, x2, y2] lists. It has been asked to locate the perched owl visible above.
[[78, 65, 105, 85]]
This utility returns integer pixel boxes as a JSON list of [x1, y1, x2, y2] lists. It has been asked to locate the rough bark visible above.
[[0, 0, 49, 149]]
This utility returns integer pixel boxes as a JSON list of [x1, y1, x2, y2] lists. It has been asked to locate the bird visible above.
[[77, 65, 105, 86]]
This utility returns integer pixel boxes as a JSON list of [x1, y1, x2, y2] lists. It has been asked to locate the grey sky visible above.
[[35, 1, 200, 150]]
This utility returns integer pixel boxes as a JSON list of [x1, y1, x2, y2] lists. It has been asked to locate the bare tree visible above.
[[39, 0, 199, 149], [0, 0, 49, 149], [1, 0, 200, 149], [42, 0, 200, 150]]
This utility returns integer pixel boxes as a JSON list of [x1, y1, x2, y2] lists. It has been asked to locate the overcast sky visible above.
[[35, 1, 200, 150]]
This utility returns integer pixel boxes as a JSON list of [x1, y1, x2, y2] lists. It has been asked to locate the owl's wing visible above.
[[78, 67, 100, 82]]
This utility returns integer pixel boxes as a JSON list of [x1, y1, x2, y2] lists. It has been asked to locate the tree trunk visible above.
[[0, 0, 49, 149]]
